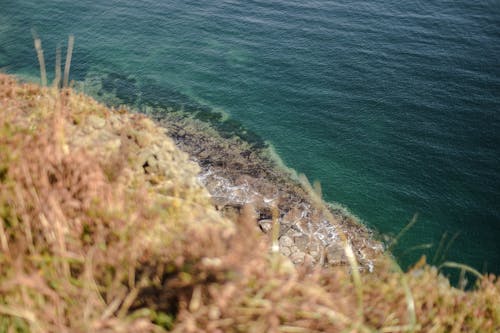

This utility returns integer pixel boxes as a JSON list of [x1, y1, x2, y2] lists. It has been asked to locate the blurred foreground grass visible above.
[[0, 74, 499, 332]]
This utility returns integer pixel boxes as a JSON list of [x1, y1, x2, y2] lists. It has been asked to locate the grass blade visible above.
[[439, 261, 483, 280], [33, 38, 47, 86], [54, 45, 62, 88], [63, 34, 75, 88], [388, 213, 418, 252]]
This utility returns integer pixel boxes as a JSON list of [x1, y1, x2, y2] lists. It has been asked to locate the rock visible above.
[[199, 150, 210, 160], [280, 246, 291, 257], [279, 235, 293, 248], [326, 243, 347, 265], [283, 207, 302, 224], [290, 251, 305, 264], [293, 234, 310, 252], [258, 219, 273, 233]]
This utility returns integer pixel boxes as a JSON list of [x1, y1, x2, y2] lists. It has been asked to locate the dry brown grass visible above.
[[0, 74, 499, 332]]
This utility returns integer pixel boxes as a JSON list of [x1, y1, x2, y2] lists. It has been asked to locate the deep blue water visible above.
[[1, 0, 499, 274]]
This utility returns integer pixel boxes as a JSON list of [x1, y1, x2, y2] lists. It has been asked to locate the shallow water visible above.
[[1, 0, 499, 274]]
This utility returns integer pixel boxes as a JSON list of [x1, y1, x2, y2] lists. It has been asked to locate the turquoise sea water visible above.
[[1, 0, 499, 274]]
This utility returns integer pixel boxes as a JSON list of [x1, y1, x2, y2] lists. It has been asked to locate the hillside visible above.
[[0, 74, 499, 332]]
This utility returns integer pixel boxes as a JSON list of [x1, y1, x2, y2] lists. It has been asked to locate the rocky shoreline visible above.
[[150, 111, 384, 270], [3, 74, 498, 332], [77, 71, 384, 269]]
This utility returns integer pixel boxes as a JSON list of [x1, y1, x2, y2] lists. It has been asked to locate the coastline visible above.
[[75, 71, 384, 270], [2, 73, 499, 332], [148, 109, 384, 270]]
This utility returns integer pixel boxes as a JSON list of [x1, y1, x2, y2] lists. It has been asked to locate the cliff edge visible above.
[[0, 74, 499, 332]]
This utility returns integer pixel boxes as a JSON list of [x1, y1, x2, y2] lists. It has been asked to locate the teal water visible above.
[[1, 0, 499, 274]]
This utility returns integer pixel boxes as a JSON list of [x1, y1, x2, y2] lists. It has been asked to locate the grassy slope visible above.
[[0, 74, 499, 332]]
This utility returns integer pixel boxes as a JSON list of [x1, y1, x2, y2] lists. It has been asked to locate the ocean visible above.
[[1, 0, 499, 274]]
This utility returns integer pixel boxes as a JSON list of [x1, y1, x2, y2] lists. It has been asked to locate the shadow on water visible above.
[[96, 71, 267, 149]]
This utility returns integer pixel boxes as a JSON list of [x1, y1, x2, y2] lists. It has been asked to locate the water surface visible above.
[[1, 0, 499, 274]]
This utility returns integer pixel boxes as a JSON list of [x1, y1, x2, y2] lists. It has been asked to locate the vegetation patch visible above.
[[0, 74, 499, 332]]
